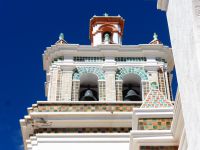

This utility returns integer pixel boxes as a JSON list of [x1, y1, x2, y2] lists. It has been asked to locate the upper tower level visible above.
[[42, 15, 174, 103], [89, 13, 125, 46]]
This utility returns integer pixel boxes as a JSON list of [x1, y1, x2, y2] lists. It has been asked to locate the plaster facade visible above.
[[157, 0, 200, 149]]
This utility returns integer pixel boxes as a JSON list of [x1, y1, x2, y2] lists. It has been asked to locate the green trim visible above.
[[73, 66, 105, 80], [116, 67, 148, 80]]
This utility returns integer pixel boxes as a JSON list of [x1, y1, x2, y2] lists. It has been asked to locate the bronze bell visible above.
[[124, 89, 141, 101], [81, 89, 97, 101]]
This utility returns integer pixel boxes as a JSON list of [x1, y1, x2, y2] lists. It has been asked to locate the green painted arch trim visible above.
[[73, 66, 105, 80], [116, 67, 148, 80]]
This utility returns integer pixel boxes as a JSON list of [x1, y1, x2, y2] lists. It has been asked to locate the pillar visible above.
[[71, 80, 80, 101], [48, 65, 59, 101], [98, 80, 106, 101], [116, 80, 123, 101], [103, 66, 117, 101], [60, 66, 74, 101]]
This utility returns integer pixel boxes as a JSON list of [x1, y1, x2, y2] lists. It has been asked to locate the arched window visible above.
[[122, 74, 142, 101], [79, 73, 98, 101]]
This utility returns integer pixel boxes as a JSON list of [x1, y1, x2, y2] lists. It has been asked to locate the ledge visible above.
[[36, 101, 143, 104]]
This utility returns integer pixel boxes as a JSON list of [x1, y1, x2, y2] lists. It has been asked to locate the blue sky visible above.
[[0, 0, 177, 149]]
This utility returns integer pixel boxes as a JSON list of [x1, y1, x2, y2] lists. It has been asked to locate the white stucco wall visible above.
[[113, 32, 119, 44], [92, 24, 102, 33], [158, 0, 200, 149], [93, 33, 102, 46]]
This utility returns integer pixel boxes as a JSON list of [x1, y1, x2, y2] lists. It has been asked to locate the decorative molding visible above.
[[140, 89, 173, 108], [73, 66, 105, 80], [74, 57, 105, 62], [116, 67, 148, 80], [132, 108, 173, 130], [115, 57, 146, 62], [43, 44, 173, 72]]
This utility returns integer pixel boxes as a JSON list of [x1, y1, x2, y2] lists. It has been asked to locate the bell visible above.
[[124, 89, 141, 101], [81, 89, 97, 101]]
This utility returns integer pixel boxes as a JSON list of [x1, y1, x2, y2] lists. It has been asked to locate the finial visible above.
[[153, 33, 158, 40], [59, 33, 64, 40], [104, 12, 109, 16], [149, 33, 162, 44]]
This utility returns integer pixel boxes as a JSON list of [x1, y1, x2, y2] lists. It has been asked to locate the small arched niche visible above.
[[79, 73, 98, 101], [102, 31, 112, 44], [122, 74, 142, 101]]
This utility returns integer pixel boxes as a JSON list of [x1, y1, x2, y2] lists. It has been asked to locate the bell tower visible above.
[[89, 13, 125, 46], [20, 14, 176, 150]]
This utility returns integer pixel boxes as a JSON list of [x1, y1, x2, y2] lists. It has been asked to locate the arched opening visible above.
[[102, 32, 112, 44], [79, 73, 98, 101], [122, 74, 142, 101]]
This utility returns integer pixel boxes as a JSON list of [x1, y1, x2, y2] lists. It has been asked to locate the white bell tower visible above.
[[89, 13, 124, 46]]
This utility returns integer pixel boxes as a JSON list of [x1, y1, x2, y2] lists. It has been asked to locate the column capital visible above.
[[60, 65, 75, 71], [102, 65, 117, 72], [144, 65, 160, 71]]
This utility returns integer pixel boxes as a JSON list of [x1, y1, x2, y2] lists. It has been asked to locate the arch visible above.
[[116, 67, 148, 80], [122, 73, 142, 101], [73, 66, 105, 80], [79, 73, 99, 101], [98, 24, 118, 32]]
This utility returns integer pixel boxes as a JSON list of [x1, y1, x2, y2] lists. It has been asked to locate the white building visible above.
[[157, 0, 200, 149], [20, 13, 189, 150]]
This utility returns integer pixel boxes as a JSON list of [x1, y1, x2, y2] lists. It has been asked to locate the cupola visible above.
[[89, 13, 125, 46]]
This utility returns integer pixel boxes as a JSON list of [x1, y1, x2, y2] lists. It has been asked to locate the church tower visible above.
[[90, 13, 124, 46], [20, 14, 178, 150]]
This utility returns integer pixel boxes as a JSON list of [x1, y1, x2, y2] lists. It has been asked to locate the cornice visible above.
[[43, 44, 173, 71]]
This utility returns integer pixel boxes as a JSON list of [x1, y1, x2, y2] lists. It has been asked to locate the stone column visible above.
[[115, 80, 123, 101], [60, 66, 74, 101], [71, 80, 80, 101], [103, 66, 117, 101], [98, 80, 106, 101], [141, 81, 150, 100], [48, 65, 59, 101]]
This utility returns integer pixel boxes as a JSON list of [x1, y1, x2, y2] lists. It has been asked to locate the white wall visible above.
[[113, 33, 119, 44], [93, 33, 102, 46], [158, 0, 200, 149]]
